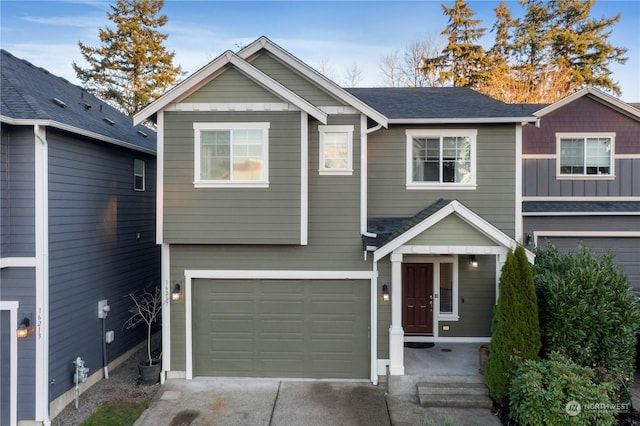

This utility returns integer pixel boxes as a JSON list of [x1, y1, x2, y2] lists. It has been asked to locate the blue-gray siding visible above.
[[47, 130, 160, 402]]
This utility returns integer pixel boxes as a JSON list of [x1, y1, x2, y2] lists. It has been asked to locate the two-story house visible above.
[[521, 87, 640, 292], [135, 37, 539, 385], [1, 50, 160, 425]]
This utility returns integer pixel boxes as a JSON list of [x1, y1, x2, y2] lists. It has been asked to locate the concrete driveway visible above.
[[135, 378, 501, 426]]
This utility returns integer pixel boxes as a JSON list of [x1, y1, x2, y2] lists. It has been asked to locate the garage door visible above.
[[540, 237, 640, 292], [192, 279, 370, 379]]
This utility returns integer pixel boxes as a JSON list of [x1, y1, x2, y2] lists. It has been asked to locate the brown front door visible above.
[[402, 263, 434, 335]]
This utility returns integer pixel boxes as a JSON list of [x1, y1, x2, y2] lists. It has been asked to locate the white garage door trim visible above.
[[183, 270, 374, 380], [533, 231, 640, 247]]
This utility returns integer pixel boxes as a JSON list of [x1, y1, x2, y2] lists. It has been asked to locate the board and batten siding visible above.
[[163, 111, 302, 244], [523, 158, 640, 197], [1, 126, 36, 257], [247, 51, 346, 107], [47, 131, 160, 402], [368, 124, 517, 238]]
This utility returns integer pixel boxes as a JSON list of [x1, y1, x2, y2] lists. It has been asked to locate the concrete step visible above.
[[418, 382, 488, 396], [418, 394, 493, 408], [417, 379, 492, 408], [387, 374, 484, 396]]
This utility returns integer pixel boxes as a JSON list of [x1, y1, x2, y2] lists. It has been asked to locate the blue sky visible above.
[[1, 0, 639, 101]]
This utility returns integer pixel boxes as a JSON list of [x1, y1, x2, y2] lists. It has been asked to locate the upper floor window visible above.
[[194, 122, 270, 188], [318, 125, 354, 175], [134, 159, 145, 191], [557, 133, 615, 179], [406, 129, 477, 190]]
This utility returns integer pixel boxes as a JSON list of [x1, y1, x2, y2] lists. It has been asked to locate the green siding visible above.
[[377, 258, 391, 358], [368, 124, 517, 238], [183, 66, 282, 103], [249, 51, 346, 107], [407, 214, 497, 246], [164, 111, 301, 244]]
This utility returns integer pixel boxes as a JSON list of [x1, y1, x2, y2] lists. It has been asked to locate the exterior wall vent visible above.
[[52, 98, 67, 108], [103, 117, 115, 126], [137, 130, 148, 138]]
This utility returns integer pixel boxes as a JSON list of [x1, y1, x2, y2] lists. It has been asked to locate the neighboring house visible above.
[[1, 50, 159, 425], [134, 36, 536, 384], [521, 88, 640, 292]]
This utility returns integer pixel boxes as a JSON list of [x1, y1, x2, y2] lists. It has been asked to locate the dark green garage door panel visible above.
[[193, 279, 370, 378]]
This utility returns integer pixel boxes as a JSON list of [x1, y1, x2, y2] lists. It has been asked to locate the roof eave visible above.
[[387, 117, 538, 124]]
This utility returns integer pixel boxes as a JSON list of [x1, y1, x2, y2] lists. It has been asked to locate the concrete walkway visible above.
[[135, 378, 501, 426]]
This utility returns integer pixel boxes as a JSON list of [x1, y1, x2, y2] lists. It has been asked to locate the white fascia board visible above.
[[185, 270, 373, 280], [387, 117, 538, 124], [534, 87, 640, 121], [373, 200, 534, 263], [238, 37, 388, 127], [1, 116, 155, 155]]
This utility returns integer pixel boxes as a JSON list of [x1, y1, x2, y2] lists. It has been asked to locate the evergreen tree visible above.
[[485, 246, 541, 404], [73, 0, 183, 116], [421, 0, 487, 87]]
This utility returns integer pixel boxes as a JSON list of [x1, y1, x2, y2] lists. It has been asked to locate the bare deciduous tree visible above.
[[379, 35, 445, 87], [342, 63, 363, 87]]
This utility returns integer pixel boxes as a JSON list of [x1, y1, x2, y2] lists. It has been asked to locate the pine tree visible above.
[[421, 0, 487, 87], [485, 246, 541, 404], [73, 0, 183, 117]]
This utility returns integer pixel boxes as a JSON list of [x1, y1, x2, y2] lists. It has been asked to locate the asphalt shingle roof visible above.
[[523, 201, 640, 214], [345, 87, 537, 120], [1, 49, 156, 153]]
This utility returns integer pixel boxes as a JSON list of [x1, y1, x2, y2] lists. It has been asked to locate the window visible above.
[[406, 129, 477, 189], [557, 133, 614, 178], [439, 263, 453, 315], [194, 122, 269, 188], [319, 125, 353, 175], [134, 159, 145, 191]]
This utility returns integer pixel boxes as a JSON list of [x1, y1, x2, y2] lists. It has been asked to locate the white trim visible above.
[[556, 132, 616, 179], [533, 230, 640, 246], [522, 196, 640, 202], [134, 50, 327, 125], [616, 154, 640, 159], [183, 269, 374, 380], [534, 87, 640, 121], [373, 200, 534, 263], [0, 301, 18, 426], [34, 125, 49, 424], [0, 116, 155, 155], [523, 211, 640, 216], [161, 244, 170, 383], [405, 129, 477, 189], [193, 122, 270, 187], [370, 261, 378, 385], [0, 257, 36, 268], [170, 102, 296, 112], [237, 37, 388, 127], [360, 116, 372, 235], [156, 111, 164, 244], [388, 117, 537, 124], [515, 123, 523, 242], [318, 125, 354, 175], [318, 106, 359, 114], [301, 112, 309, 245], [522, 153, 555, 159]]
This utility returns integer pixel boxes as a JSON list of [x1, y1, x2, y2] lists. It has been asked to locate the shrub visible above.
[[509, 352, 616, 426], [485, 246, 541, 403], [534, 245, 640, 382]]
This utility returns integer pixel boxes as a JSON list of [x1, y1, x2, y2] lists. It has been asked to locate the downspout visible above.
[[34, 125, 51, 425]]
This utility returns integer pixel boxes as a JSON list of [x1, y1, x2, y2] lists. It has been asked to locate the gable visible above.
[[248, 51, 346, 107], [183, 66, 282, 103], [406, 214, 497, 246]]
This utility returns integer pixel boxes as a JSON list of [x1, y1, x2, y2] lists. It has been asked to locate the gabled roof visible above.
[[134, 49, 329, 126], [0, 49, 156, 154], [370, 199, 534, 263], [533, 87, 640, 122], [346, 87, 538, 124], [238, 37, 388, 127]]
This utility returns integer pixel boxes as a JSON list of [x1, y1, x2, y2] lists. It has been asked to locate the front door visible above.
[[402, 263, 433, 335]]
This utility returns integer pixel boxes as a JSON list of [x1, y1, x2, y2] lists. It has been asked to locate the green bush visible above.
[[534, 245, 640, 382], [509, 352, 616, 426], [485, 246, 541, 403]]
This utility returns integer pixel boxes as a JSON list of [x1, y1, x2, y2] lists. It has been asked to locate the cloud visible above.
[[19, 15, 105, 28]]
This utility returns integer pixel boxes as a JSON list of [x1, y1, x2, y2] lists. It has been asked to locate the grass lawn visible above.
[[81, 399, 150, 426]]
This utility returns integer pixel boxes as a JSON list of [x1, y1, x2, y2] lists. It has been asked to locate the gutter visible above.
[[387, 116, 538, 124]]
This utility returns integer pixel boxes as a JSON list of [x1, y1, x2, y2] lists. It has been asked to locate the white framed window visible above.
[[194, 122, 269, 188], [134, 159, 145, 191], [406, 129, 477, 190], [318, 125, 354, 175], [556, 132, 615, 179]]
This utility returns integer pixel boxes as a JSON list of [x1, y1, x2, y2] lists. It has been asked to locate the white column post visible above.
[[388, 252, 404, 375], [495, 249, 508, 303]]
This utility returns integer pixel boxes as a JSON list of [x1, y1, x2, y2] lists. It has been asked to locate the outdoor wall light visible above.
[[172, 283, 181, 301], [16, 317, 30, 338], [382, 284, 390, 301], [469, 255, 479, 268], [525, 233, 533, 246]]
